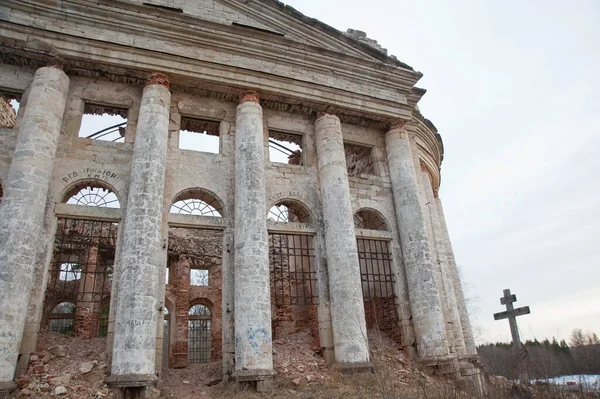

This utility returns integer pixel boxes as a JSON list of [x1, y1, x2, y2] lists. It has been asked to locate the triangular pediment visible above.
[[138, 0, 408, 67], [142, 0, 278, 33]]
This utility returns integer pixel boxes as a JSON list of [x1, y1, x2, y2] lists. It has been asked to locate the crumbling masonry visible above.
[[0, 0, 483, 396]]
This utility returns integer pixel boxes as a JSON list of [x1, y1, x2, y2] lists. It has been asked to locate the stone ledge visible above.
[[334, 361, 374, 374], [418, 352, 455, 363], [106, 373, 157, 388], [232, 368, 275, 382]]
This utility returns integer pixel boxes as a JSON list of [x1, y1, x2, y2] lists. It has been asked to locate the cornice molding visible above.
[[1, 0, 421, 91], [0, 23, 414, 124]]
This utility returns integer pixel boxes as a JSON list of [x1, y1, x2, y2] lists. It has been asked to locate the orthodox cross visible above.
[[493, 289, 531, 348]]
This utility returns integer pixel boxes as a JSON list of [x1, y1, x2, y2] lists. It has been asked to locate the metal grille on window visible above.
[[46, 218, 118, 303], [357, 239, 401, 341], [188, 305, 211, 364], [269, 234, 318, 306], [97, 303, 110, 337], [49, 302, 76, 336], [66, 186, 120, 208]]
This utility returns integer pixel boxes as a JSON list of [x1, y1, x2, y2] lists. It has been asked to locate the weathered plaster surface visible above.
[[0, 66, 69, 383], [111, 80, 171, 378], [315, 114, 370, 365], [385, 126, 449, 361], [233, 100, 273, 375]]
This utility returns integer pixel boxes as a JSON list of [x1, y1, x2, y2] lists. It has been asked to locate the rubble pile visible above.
[[272, 329, 328, 386], [160, 361, 222, 399], [14, 332, 110, 398], [8, 329, 492, 398]]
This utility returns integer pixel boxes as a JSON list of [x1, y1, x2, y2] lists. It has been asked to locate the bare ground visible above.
[[13, 330, 586, 399]]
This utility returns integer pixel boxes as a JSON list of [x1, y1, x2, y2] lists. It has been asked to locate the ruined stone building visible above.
[[0, 0, 483, 396]]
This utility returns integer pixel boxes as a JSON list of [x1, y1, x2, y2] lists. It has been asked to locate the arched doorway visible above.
[[188, 304, 211, 363], [48, 302, 76, 336]]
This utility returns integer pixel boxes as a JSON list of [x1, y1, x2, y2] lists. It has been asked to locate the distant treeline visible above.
[[477, 329, 600, 379]]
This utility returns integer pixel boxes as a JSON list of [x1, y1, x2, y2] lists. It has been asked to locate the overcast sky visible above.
[[281, 0, 600, 345]]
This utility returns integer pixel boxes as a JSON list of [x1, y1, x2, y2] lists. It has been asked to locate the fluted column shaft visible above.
[[385, 124, 449, 360], [109, 73, 171, 385], [0, 66, 69, 389], [315, 114, 370, 365], [233, 91, 273, 379]]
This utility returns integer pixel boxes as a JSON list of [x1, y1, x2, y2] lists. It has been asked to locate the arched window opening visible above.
[[170, 189, 223, 217], [354, 209, 389, 231], [64, 184, 120, 208], [189, 304, 211, 363], [189, 304, 211, 317], [268, 200, 312, 223], [49, 302, 76, 336]]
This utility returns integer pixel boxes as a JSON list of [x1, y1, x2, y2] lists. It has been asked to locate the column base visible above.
[[419, 354, 460, 376], [15, 353, 31, 378], [458, 359, 486, 397], [107, 374, 158, 399], [334, 361, 374, 374], [323, 347, 335, 366], [233, 369, 274, 392], [0, 381, 18, 399]]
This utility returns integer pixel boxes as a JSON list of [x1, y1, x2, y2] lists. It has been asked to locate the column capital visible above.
[[46, 56, 69, 71], [388, 119, 407, 132], [239, 90, 260, 104], [315, 111, 338, 121], [146, 73, 170, 89]]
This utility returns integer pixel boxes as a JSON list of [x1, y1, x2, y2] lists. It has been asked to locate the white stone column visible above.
[[420, 170, 466, 358], [435, 197, 484, 394], [108, 73, 170, 395], [0, 66, 69, 392], [435, 198, 477, 357], [314, 113, 370, 368], [232, 91, 274, 386], [384, 122, 449, 362]]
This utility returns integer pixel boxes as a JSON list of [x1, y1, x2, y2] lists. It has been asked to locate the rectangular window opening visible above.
[[344, 142, 375, 177], [179, 117, 220, 154], [190, 269, 209, 286], [269, 131, 303, 165], [79, 103, 128, 143], [0, 95, 20, 129]]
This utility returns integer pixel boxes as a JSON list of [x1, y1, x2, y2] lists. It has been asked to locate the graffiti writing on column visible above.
[[247, 327, 271, 358], [0, 330, 19, 363]]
